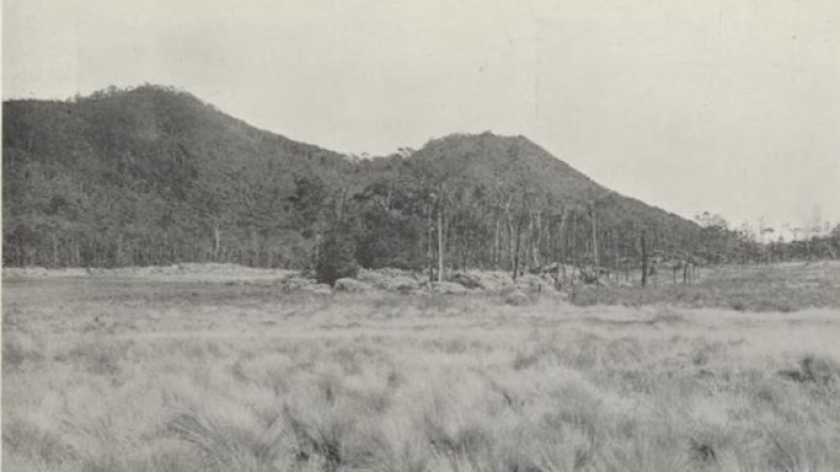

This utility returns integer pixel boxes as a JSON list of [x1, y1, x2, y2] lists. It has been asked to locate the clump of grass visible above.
[[778, 354, 840, 386], [689, 340, 725, 367], [282, 370, 394, 471], [2, 419, 76, 467], [604, 337, 644, 366], [650, 308, 686, 325], [3, 330, 44, 371], [762, 426, 840, 472], [79, 444, 202, 472], [168, 409, 288, 472], [512, 350, 540, 371], [68, 339, 124, 376], [503, 290, 532, 306], [417, 379, 500, 467]]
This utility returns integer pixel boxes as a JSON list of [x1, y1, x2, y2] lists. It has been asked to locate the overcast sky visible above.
[[4, 0, 839, 235]]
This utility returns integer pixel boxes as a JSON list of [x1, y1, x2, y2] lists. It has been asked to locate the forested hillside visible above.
[[4, 85, 715, 274], [3, 86, 358, 268]]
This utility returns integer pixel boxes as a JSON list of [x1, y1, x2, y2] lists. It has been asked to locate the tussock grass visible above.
[[4, 265, 840, 471], [3, 330, 45, 371]]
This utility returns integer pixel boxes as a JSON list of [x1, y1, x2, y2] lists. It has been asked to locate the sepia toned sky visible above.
[[3, 0, 839, 235]]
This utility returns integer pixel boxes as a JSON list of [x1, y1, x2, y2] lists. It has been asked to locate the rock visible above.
[[449, 272, 484, 289], [380, 275, 421, 292], [504, 290, 532, 306], [515, 273, 557, 293], [334, 278, 374, 292], [301, 283, 332, 296], [285, 277, 316, 290], [447, 271, 515, 291], [432, 281, 469, 295], [392, 277, 422, 292], [357, 269, 422, 292]]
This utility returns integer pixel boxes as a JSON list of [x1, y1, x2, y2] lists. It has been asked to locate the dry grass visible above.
[[572, 261, 840, 312], [3, 262, 840, 471]]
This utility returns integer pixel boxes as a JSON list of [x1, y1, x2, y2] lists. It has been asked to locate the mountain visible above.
[[3, 85, 703, 270], [348, 132, 703, 270]]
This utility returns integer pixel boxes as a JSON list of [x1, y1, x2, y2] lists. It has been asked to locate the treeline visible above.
[[293, 170, 703, 285], [8, 85, 832, 278], [691, 212, 840, 265], [766, 232, 840, 261]]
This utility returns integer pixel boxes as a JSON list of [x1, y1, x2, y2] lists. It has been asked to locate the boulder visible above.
[[447, 271, 515, 291], [432, 281, 469, 295], [449, 272, 484, 289], [334, 278, 374, 292], [357, 269, 422, 292], [382, 276, 421, 292], [504, 289, 532, 306], [284, 276, 316, 291]]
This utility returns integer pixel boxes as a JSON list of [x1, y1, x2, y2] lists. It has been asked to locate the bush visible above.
[[316, 232, 359, 286]]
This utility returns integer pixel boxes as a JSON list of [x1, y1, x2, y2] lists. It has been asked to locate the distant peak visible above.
[[70, 84, 202, 104]]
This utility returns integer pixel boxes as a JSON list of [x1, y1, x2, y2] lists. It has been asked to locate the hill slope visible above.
[[3, 86, 359, 267], [3, 85, 701, 270], [349, 132, 702, 270]]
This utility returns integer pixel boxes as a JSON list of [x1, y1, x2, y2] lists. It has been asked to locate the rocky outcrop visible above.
[[432, 281, 469, 295], [357, 269, 422, 292], [334, 278, 374, 292]]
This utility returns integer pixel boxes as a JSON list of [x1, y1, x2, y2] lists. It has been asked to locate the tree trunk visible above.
[[513, 215, 523, 282], [427, 205, 434, 284], [214, 224, 221, 261], [52, 233, 59, 268], [557, 208, 567, 264], [512, 194, 528, 281], [527, 211, 534, 272], [641, 231, 649, 287], [505, 210, 514, 271], [571, 211, 578, 267], [532, 210, 542, 270], [493, 214, 500, 267], [116, 234, 123, 267], [314, 233, 322, 271], [590, 202, 599, 267], [613, 231, 619, 281], [437, 204, 444, 283]]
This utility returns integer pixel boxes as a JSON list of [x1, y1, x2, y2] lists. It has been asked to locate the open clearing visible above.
[[4, 262, 840, 471]]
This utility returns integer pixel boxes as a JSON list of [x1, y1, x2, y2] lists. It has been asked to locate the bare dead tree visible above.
[[512, 191, 528, 282]]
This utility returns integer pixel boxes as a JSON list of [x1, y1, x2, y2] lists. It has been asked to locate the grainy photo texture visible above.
[[3, 1, 840, 471]]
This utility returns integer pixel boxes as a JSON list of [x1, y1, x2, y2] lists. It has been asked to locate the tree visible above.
[[315, 229, 358, 286], [352, 178, 427, 270]]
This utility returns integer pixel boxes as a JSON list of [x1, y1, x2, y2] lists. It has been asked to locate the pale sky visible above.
[[3, 0, 839, 234]]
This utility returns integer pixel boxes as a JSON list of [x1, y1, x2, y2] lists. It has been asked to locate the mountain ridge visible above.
[[3, 84, 702, 270]]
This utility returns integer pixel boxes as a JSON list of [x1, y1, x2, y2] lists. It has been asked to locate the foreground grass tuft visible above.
[[4, 263, 840, 471]]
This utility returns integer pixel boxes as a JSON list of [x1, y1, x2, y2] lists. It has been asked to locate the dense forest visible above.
[[4, 85, 838, 279]]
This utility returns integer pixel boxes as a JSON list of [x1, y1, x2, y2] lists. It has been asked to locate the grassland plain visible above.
[[3, 262, 840, 472]]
